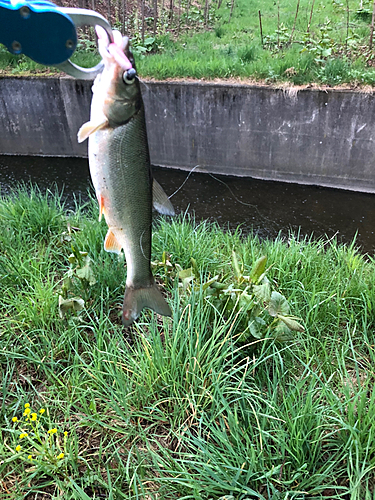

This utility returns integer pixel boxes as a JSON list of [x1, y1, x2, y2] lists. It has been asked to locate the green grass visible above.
[[2, 0, 375, 85], [1, 185, 375, 498], [136, 0, 375, 85], [0, 41, 101, 76]]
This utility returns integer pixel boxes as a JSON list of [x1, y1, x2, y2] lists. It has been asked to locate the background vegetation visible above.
[[2, 0, 375, 85], [1, 186, 375, 498]]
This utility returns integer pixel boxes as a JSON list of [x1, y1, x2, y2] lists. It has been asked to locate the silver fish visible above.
[[78, 27, 174, 326]]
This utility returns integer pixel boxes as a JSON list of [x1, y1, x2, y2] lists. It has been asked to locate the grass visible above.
[[2, 0, 375, 86], [136, 0, 375, 85], [0, 42, 102, 76], [1, 185, 375, 498]]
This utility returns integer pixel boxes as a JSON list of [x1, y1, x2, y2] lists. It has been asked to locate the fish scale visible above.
[[98, 107, 153, 287], [78, 30, 173, 326]]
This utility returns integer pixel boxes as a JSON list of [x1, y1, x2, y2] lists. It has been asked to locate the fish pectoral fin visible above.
[[122, 283, 172, 327], [104, 229, 122, 254], [152, 179, 175, 216], [77, 118, 109, 143]]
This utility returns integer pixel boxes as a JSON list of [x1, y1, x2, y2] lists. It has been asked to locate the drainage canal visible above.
[[1, 155, 375, 254]]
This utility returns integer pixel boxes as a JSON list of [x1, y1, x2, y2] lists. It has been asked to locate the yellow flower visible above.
[[28, 455, 32, 460], [24, 403, 30, 408], [12, 417, 18, 422], [19, 433, 28, 439], [23, 408, 31, 416], [30, 413, 37, 421], [57, 453, 64, 459], [39, 409, 45, 414], [15, 445, 21, 452], [47, 428, 57, 434], [64, 431, 68, 437]]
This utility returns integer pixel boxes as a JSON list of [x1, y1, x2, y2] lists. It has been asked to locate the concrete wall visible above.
[[0, 77, 375, 192], [0, 78, 91, 157]]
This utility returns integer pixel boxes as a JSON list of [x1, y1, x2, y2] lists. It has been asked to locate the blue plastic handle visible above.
[[0, 0, 77, 65]]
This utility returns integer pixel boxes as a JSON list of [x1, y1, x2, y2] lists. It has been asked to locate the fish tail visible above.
[[122, 283, 172, 327]]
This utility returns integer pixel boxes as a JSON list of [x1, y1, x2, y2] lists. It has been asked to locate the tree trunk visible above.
[[122, 0, 127, 34], [204, 0, 209, 26], [186, 0, 191, 30], [178, 0, 181, 34], [307, 0, 315, 33], [345, 0, 349, 52], [141, 0, 145, 42], [89, 0, 95, 39], [277, 0, 280, 47], [370, 0, 375, 49], [229, 0, 235, 22], [258, 10, 263, 46], [289, 0, 300, 44], [154, 0, 158, 35], [107, 0, 111, 24]]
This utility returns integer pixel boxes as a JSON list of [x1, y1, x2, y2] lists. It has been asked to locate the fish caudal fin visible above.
[[122, 283, 172, 327]]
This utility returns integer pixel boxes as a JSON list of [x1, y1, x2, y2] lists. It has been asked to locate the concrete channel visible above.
[[0, 76, 375, 192]]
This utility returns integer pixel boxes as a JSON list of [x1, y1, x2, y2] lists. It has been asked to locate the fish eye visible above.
[[123, 68, 136, 85]]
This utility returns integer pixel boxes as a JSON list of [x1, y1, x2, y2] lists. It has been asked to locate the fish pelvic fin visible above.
[[77, 118, 109, 143], [104, 229, 122, 254], [122, 283, 172, 327], [153, 179, 175, 216], [98, 195, 105, 221]]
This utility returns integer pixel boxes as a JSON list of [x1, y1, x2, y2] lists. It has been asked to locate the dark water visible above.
[[1, 155, 375, 254]]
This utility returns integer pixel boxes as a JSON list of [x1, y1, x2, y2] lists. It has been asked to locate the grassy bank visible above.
[[1, 186, 375, 499], [2, 0, 375, 86], [138, 0, 375, 85]]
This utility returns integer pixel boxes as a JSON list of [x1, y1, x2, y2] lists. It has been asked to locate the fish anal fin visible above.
[[153, 179, 175, 216], [77, 118, 109, 143], [122, 283, 172, 326], [104, 229, 122, 254]]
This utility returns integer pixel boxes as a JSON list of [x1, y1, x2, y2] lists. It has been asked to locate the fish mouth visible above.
[[96, 25, 135, 73]]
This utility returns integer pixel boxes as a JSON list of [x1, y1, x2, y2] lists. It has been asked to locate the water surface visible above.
[[1, 155, 375, 254]]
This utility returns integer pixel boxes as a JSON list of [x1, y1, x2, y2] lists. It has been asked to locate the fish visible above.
[[78, 27, 174, 327]]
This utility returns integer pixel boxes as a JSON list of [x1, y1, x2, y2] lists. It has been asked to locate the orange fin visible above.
[[77, 118, 108, 143], [98, 195, 105, 221], [104, 229, 122, 254]]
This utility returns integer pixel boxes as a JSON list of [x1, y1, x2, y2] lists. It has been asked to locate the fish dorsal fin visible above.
[[77, 118, 108, 143], [153, 179, 175, 216], [104, 229, 122, 254]]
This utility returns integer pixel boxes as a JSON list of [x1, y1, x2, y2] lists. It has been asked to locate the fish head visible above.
[[93, 26, 142, 126]]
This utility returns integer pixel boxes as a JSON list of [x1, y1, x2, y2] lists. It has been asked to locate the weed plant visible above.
[[1, 185, 375, 498]]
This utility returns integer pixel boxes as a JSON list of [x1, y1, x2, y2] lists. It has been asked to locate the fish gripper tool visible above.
[[0, 0, 113, 79]]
